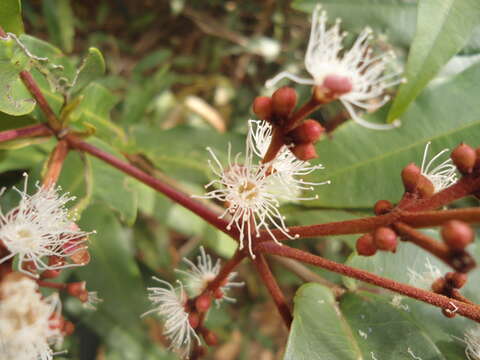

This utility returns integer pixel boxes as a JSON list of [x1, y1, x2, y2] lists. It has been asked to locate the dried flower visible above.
[[0, 175, 92, 276], [143, 278, 200, 358], [176, 247, 243, 304], [0, 275, 63, 360], [464, 325, 480, 360], [266, 5, 404, 130], [407, 258, 442, 290], [420, 142, 457, 193]]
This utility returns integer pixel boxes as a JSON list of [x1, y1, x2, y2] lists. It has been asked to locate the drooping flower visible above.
[[0, 175, 92, 276], [0, 275, 63, 360], [143, 278, 200, 358], [248, 119, 329, 200], [176, 246, 243, 304], [407, 258, 442, 290], [266, 5, 404, 130], [420, 142, 457, 193], [464, 325, 480, 360]]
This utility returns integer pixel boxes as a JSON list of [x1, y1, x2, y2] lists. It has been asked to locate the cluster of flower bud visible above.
[[253, 86, 324, 160], [356, 226, 399, 257]]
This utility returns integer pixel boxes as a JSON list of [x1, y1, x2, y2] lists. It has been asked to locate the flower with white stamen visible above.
[[143, 278, 200, 358], [266, 5, 404, 130], [195, 139, 298, 258], [407, 258, 442, 290], [420, 142, 457, 193], [0, 275, 63, 360], [176, 246, 244, 304], [248, 120, 330, 200], [0, 174, 92, 276], [464, 325, 480, 360]]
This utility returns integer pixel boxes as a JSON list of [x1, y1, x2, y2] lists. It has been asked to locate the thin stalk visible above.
[[42, 140, 69, 188], [0, 123, 52, 143]]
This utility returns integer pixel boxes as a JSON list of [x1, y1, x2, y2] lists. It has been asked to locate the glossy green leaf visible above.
[[292, 0, 417, 46], [42, 0, 75, 53], [285, 283, 466, 360], [70, 47, 106, 95], [308, 63, 480, 209], [388, 0, 480, 122], [0, 0, 24, 34]]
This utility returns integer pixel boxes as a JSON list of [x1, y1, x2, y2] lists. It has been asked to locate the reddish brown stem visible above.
[[402, 208, 480, 227], [257, 242, 480, 322], [0, 123, 52, 143], [206, 250, 246, 293], [65, 134, 236, 238], [42, 140, 69, 188], [285, 97, 320, 132], [253, 254, 292, 328], [37, 280, 67, 290], [262, 127, 285, 164]]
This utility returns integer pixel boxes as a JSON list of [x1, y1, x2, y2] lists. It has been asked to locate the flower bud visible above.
[[442, 308, 456, 318], [67, 281, 86, 298], [451, 251, 476, 273], [445, 272, 467, 289], [451, 143, 476, 174], [441, 220, 474, 250], [401, 163, 421, 192], [62, 320, 75, 336], [431, 278, 446, 294], [271, 86, 297, 119], [288, 119, 324, 144], [195, 294, 212, 313], [252, 96, 272, 121], [70, 248, 91, 265], [188, 312, 200, 328], [214, 288, 224, 300], [356, 233, 377, 256], [373, 227, 398, 252], [291, 143, 317, 161], [417, 175, 435, 198], [203, 329, 218, 346], [373, 200, 393, 216], [323, 74, 353, 95], [41, 269, 61, 279]]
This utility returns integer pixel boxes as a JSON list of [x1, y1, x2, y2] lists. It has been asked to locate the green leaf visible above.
[[388, 0, 480, 122], [69, 47, 106, 95], [285, 283, 466, 359], [42, 0, 75, 53], [0, 0, 24, 34], [308, 62, 480, 208], [292, 0, 417, 46]]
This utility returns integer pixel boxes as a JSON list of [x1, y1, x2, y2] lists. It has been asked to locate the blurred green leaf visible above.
[[42, 0, 75, 53], [70, 47, 106, 95], [285, 283, 465, 359], [308, 62, 480, 208], [388, 0, 480, 122], [0, 0, 24, 34]]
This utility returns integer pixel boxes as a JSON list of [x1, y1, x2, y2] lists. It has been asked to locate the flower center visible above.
[[238, 182, 258, 201]]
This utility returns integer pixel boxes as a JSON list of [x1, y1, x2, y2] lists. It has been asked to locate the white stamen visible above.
[[420, 142, 457, 192]]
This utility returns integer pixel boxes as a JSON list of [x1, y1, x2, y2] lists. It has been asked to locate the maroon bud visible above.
[[62, 320, 75, 336], [203, 330, 218, 346], [431, 278, 446, 294], [373, 227, 398, 252], [41, 269, 61, 279], [374, 200, 393, 216], [356, 233, 377, 256], [252, 96, 272, 121], [188, 312, 200, 328], [417, 175, 435, 198], [289, 119, 324, 144], [401, 163, 421, 192], [451, 143, 476, 174], [214, 288, 224, 300], [271, 86, 297, 119], [291, 143, 317, 161], [195, 294, 212, 313], [323, 74, 353, 95], [445, 272, 467, 289], [441, 220, 474, 250], [67, 281, 89, 302]]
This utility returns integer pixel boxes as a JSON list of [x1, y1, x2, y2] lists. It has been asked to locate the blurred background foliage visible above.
[[1, 0, 480, 359]]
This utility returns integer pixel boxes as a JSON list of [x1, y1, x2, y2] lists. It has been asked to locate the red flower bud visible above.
[[67, 281, 86, 298], [373, 200, 393, 216], [62, 320, 75, 336], [401, 163, 421, 192], [188, 312, 200, 328], [288, 119, 324, 144], [291, 143, 317, 161], [252, 96, 272, 121], [373, 227, 397, 252], [214, 288, 224, 300], [70, 248, 91, 265], [445, 272, 467, 289], [203, 329, 218, 346], [41, 269, 61, 279], [417, 175, 435, 198], [271, 86, 297, 119], [441, 220, 474, 250], [431, 278, 446, 294], [451, 143, 476, 174], [195, 294, 212, 313], [356, 233, 377, 256]]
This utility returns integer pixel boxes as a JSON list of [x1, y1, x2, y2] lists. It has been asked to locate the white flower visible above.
[[0, 276, 63, 360], [464, 326, 480, 360], [83, 291, 103, 311], [0, 175, 91, 276], [266, 5, 404, 130], [407, 258, 442, 290], [143, 278, 200, 358], [176, 246, 244, 304], [196, 139, 298, 258], [248, 120, 329, 200], [420, 142, 457, 193]]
